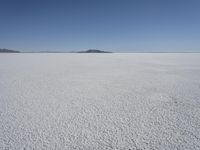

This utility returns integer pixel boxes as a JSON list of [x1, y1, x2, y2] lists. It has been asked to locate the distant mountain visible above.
[[0, 49, 20, 53], [77, 49, 112, 53], [0, 48, 112, 53]]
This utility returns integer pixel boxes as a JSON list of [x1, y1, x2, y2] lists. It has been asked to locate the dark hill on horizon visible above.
[[77, 49, 112, 53], [0, 49, 20, 53], [0, 48, 112, 53]]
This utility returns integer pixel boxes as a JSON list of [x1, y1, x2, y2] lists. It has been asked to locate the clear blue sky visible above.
[[0, 0, 200, 52]]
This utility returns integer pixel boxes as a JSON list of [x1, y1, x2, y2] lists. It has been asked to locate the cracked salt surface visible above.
[[0, 53, 200, 149]]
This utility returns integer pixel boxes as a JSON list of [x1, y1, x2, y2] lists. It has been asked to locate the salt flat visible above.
[[0, 53, 200, 150]]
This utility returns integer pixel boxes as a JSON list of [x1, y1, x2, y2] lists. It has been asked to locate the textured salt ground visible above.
[[0, 53, 200, 150]]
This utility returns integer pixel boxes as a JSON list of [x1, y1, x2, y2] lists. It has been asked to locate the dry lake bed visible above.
[[0, 53, 200, 149]]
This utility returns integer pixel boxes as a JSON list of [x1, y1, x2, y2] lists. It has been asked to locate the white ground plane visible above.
[[0, 53, 200, 150]]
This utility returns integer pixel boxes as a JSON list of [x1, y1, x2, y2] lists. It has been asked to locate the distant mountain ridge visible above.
[[0, 49, 20, 53], [77, 49, 112, 53], [0, 48, 112, 53]]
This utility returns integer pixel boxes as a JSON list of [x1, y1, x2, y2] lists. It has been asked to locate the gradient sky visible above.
[[0, 0, 200, 52]]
